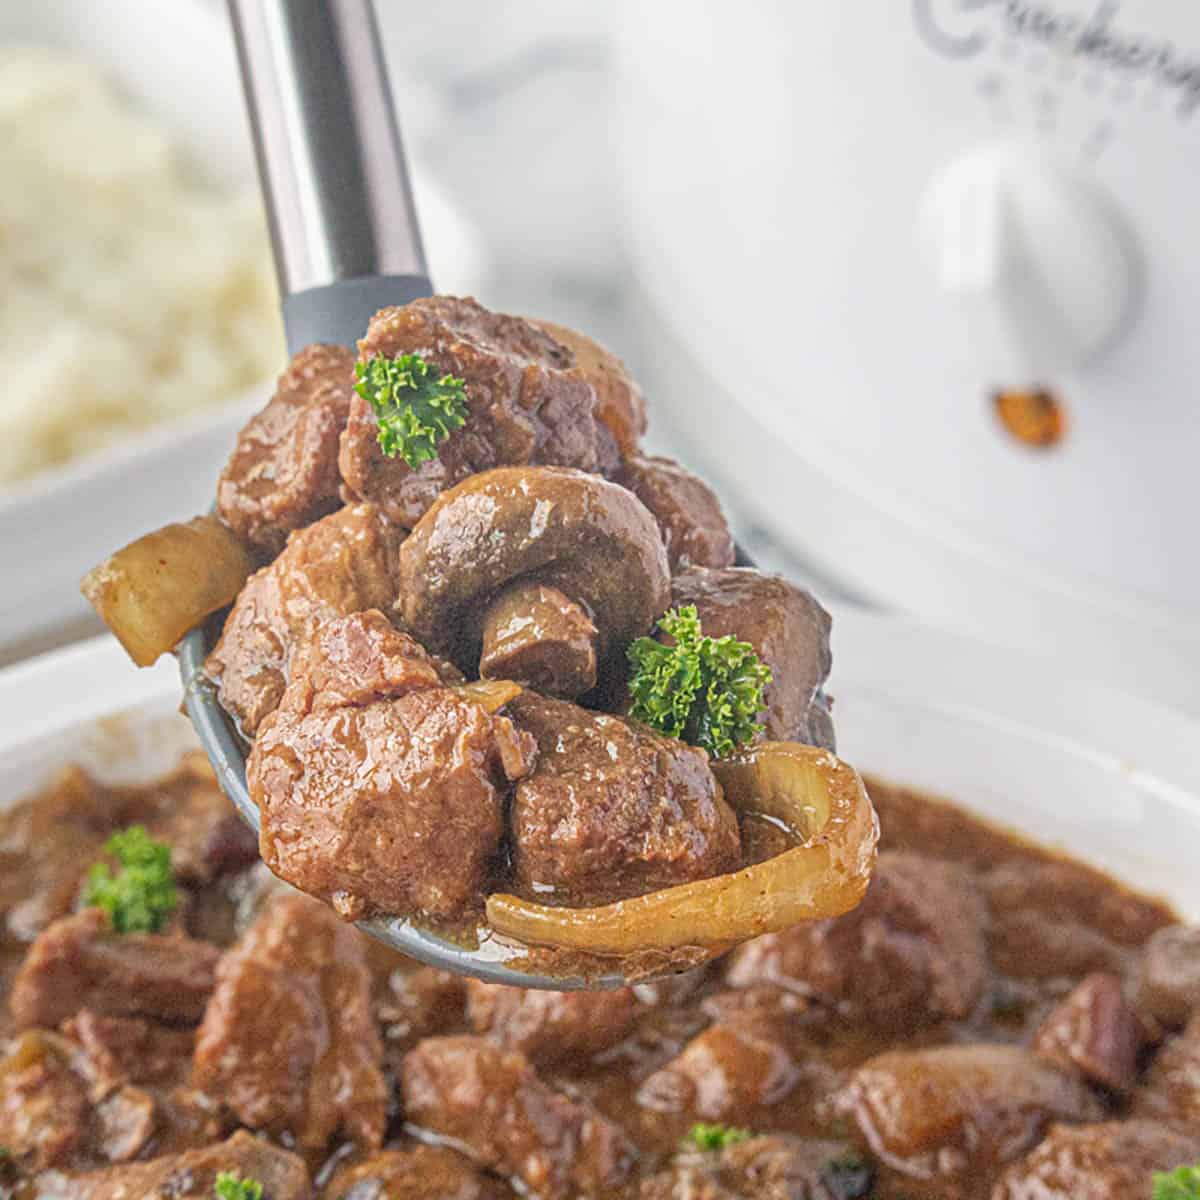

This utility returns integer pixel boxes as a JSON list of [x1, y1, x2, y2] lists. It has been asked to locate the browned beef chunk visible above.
[[669, 567, 835, 750], [636, 1023, 801, 1120], [638, 1136, 873, 1200], [507, 693, 740, 907], [218, 342, 356, 556], [206, 502, 406, 736], [36, 1129, 312, 1199], [325, 1146, 509, 1200], [120, 753, 257, 885], [993, 1119, 1200, 1199], [192, 891, 387, 1150], [617, 456, 735, 572], [1133, 1010, 1200, 1124], [0, 760, 254, 949], [0, 767, 123, 944], [0, 1030, 91, 1170], [62, 1009, 194, 1091], [466, 981, 638, 1065], [0, 1029, 158, 1171], [724, 851, 988, 1027], [832, 1044, 1102, 1184], [1032, 972, 1143, 1093], [1138, 924, 1200, 1028], [402, 1035, 635, 1199], [250, 611, 533, 922], [990, 911, 1129, 980], [379, 966, 468, 1061], [9, 908, 218, 1029], [531, 318, 647, 459], [339, 298, 612, 528]]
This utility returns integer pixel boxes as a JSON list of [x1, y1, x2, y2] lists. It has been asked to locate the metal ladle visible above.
[[178, 0, 626, 989]]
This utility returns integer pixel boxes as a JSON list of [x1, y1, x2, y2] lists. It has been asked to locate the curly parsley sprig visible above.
[[1155, 1164, 1200, 1200], [214, 1172, 264, 1200], [355, 351, 468, 469], [686, 1123, 753, 1152], [627, 605, 772, 758], [83, 825, 177, 935]]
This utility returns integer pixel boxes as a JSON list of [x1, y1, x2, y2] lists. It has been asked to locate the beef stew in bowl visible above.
[[2, 754, 1199, 1197]]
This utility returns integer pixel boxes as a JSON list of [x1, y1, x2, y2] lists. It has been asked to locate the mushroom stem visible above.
[[479, 581, 598, 699]]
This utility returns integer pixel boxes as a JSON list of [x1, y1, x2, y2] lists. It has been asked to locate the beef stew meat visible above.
[[217, 342, 356, 558], [3, 759, 1197, 1199], [668, 566, 836, 751], [338, 298, 621, 529], [205, 501, 407, 737]]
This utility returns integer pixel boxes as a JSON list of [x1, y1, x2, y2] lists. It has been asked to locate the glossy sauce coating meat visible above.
[[339, 297, 616, 528], [617, 455, 735, 572], [250, 611, 534, 922], [723, 850, 988, 1028], [507, 692, 741, 907], [2, 757, 1194, 1199], [401, 1035, 636, 1199], [192, 892, 387, 1150], [206, 502, 406, 736], [669, 566, 835, 750], [217, 342, 355, 556]]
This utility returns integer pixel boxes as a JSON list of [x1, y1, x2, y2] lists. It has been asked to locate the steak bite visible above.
[[994, 1119, 1200, 1200], [724, 851, 988, 1027], [1133, 1010, 1200, 1125], [399, 465, 670, 700], [206, 501, 406, 736], [1031, 972, 1144, 1094], [833, 1044, 1102, 1184], [466, 980, 639, 1066], [249, 610, 534, 922], [669, 567, 835, 750], [35, 1129, 312, 1200], [325, 1146, 508, 1200], [507, 693, 741, 908], [192, 892, 387, 1150], [339, 297, 615, 527], [531, 318, 647, 458], [402, 1035, 635, 1200], [638, 1135, 873, 1200], [217, 342, 355, 556], [9, 907, 219, 1029], [618, 455, 735, 572], [636, 1023, 801, 1120]]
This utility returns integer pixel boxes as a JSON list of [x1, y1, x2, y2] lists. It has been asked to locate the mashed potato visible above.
[[0, 48, 284, 485]]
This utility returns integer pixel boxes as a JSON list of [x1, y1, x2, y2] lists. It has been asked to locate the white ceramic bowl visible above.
[[0, 0, 488, 661], [3, 610, 1197, 922]]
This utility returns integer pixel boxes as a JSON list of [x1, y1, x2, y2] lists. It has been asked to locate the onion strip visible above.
[[485, 742, 879, 955]]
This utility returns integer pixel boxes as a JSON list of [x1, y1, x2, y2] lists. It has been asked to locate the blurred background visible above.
[[2, 1, 1197, 715]]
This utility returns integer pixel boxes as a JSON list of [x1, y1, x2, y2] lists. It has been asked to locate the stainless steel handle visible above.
[[228, 0, 428, 308]]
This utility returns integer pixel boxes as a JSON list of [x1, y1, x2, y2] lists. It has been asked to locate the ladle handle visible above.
[[228, 0, 433, 353]]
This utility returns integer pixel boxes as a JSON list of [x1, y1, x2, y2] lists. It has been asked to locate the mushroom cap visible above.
[[398, 466, 671, 670]]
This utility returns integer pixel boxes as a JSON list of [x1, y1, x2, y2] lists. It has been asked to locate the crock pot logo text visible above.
[[914, 0, 1200, 116]]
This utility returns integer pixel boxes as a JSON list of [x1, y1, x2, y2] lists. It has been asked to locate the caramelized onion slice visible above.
[[454, 679, 524, 713], [486, 742, 879, 955], [81, 515, 254, 667]]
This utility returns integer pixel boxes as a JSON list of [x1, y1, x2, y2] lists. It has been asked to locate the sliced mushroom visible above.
[[398, 466, 671, 698]]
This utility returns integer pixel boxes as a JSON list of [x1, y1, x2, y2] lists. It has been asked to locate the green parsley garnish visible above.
[[82, 825, 177, 934], [627, 605, 772, 758], [686, 1123, 753, 1152], [355, 352, 468, 469], [1155, 1164, 1200, 1200], [214, 1171, 264, 1200]]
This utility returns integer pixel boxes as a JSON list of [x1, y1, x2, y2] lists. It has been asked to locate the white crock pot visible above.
[[616, 1, 1200, 715]]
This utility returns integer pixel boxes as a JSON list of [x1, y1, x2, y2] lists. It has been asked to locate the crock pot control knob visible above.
[[917, 142, 1139, 385]]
